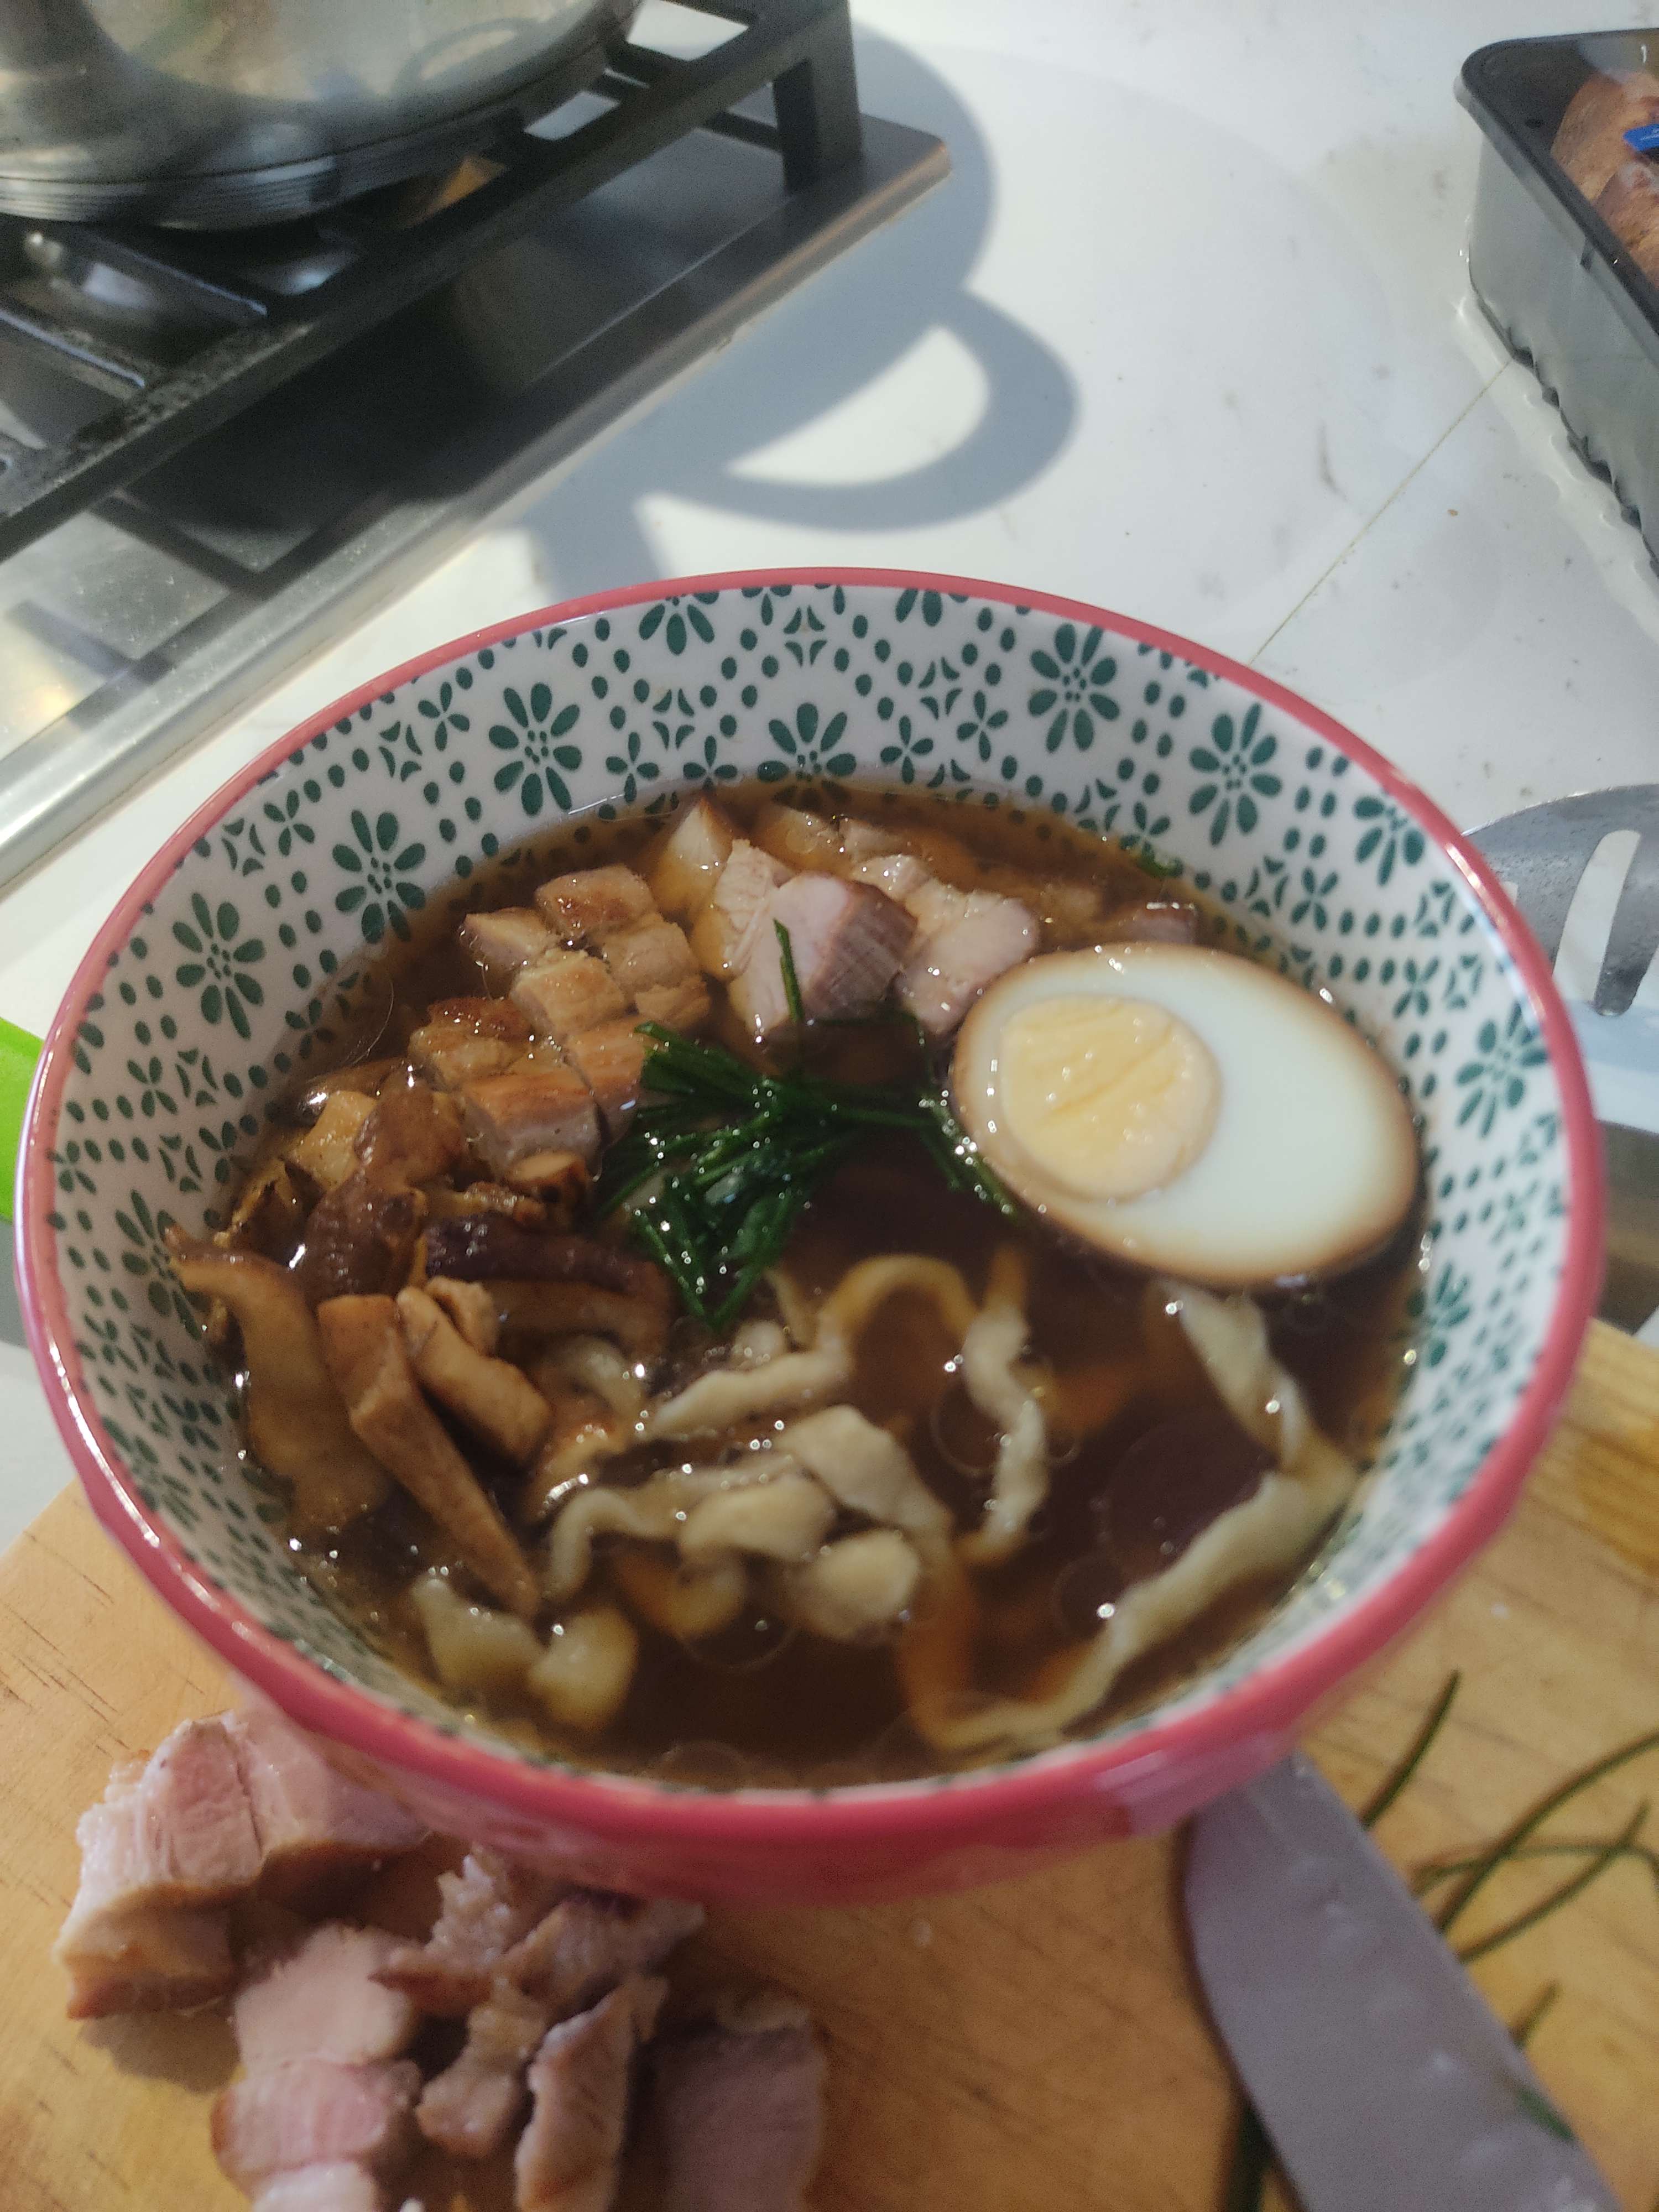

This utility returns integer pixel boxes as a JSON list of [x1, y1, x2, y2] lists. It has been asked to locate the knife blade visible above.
[[1185, 1754, 1619, 2212]]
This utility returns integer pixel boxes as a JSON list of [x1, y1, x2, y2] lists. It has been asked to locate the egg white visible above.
[[952, 945, 1417, 1286]]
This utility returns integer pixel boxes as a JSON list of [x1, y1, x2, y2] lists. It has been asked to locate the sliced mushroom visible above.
[[412, 1571, 542, 1698], [214, 1155, 309, 1260], [422, 1218, 667, 1303], [396, 1286, 552, 1465], [167, 1238, 388, 1536], [423, 1182, 550, 1230], [526, 1609, 639, 1733], [424, 1275, 501, 1355], [357, 1078, 467, 1187], [783, 1530, 922, 1642], [492, 1280, 671, 1362], [293, 1171, 424, 1309], [317, 1294, 539, 1618]]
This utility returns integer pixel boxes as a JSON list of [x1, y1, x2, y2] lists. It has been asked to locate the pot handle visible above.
[[1, 1018, 43, 1225]]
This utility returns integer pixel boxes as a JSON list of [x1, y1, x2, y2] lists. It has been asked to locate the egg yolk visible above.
[[997, 994, 1220, 1202]]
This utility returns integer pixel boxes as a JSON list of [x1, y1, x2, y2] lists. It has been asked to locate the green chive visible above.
[[1361, 1671, 1461, 1829], [774, 920, 806, 1028]]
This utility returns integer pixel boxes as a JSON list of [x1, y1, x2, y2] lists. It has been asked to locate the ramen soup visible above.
[[170, 789, 1422, 1784]]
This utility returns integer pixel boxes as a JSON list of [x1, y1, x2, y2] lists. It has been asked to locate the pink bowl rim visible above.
[[16, 565, 1604, 1844]]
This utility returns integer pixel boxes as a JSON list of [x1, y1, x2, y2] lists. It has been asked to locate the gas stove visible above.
[[0, 0, 945, 888]]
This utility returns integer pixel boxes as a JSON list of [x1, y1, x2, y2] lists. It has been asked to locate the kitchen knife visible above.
[[1185, 1754, 1619, 2212]]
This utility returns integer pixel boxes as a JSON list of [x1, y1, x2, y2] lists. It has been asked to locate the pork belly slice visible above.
[[844, 849, 931, 904], [55, 1716, 260, 2017], [564, 1019, 648, 1136], [687, 840, 789, 979], [653, 1991, 825, 2212], [649, 797, 735, 920], [212, 2056, 421, 2194], [634, 974, 711, 1032], [600, 919, 698, 1001], [378, 1849, 571, 2016], [896, 884, 1038, 1037], [462, 1062, 602, 1176], [535, 865, 658, 947], [512, 951, 629, 1046], [503, 1891, 704, 2018], [514, 1978, 665, 2212], [753, 800, 844, 873], [1098, 895, 1201, 946], [249, 2162, 388, 2212], [236, 1924, 419, 2069], [417, 1978, 550, 2157], [461, 906, 555, 983], [226, 1705, 428, 1907], [409, 997, 534, 1090], [729, 873, 914, 1039]]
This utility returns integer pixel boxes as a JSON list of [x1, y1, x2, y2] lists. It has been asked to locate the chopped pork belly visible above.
[[535, 865, 657, 947], [503, 1891, 705, 2018], [601, 919, 698, 1001], [514, 1978, 665, 2212], [213, 2056, 421, 2194], [249, 2161, 388, 2212], [836, 817, 901, 865], [511, 952, 628, 1046], [418, 1978, 550, 2158], [730, 873, 914, 1039], [54, 1715, 260, 2017], [460, 906, 556, 983], [634, 973, 711, 1032], [844, 849, 931, 905], [462, 1063, 602, 1175], [564, 1019, 648, 1136], [226, 1704, 427, 1906], [653, 1991, 825, 2212], [409, 998, 535, 1091], [687, 841, 789, 978], [753, 800, 844, 873], [234, 1926, 419, 2070], [649, 797, 735, 920], [378, 1849, 570, 2016], [896, 884, 1038, 1037]]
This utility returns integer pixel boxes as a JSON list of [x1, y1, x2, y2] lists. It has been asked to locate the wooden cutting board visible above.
[[3, 1322, 1658, 2212]]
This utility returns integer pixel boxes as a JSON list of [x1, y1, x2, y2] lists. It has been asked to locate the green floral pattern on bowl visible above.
[[28, 578, 1592, 1792]]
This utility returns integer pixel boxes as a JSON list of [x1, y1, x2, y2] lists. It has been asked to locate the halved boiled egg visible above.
[[952, 945, 1417, 1286]]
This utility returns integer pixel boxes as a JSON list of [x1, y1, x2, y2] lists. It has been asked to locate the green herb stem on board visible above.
[[596, 1024, 1014, 1329]]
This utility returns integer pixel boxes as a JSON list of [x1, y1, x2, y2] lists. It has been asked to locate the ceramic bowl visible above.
[[17, 570, 1601, 1904]]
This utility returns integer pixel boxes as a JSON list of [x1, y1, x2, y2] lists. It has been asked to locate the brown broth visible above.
[[247, 785, 1421, 1786]]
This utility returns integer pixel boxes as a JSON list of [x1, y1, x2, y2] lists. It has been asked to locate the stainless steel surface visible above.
[[0, 107, 947, 887], [1599, 1121, 1659, 1332], [1186, 1755, 1619, 2212], [1469, 785, 1659, 1016], [0, 0, 633, 225]]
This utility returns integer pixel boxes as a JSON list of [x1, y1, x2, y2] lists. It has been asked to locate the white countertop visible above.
[[4, 0, 1658, 1537]]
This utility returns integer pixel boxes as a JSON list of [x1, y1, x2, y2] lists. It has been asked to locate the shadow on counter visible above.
[[511, 26, 1077, 583]]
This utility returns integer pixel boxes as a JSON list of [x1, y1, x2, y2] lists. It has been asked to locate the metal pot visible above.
[[0, 0, 638, 227]]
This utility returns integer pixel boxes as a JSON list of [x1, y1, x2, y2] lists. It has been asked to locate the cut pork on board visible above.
[[514, 1978, 665, 2212], [417, 1978, 551, 2158], [652, 1990, 826, 2212], [212, 2055, 422, 2194], [234, 1926, 419, 2070], [54, 1715, 260, 2017], [377, 1850, 571, 2016], [501, 1891, 705, 2017], [226, 1705, 427, 1907]]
